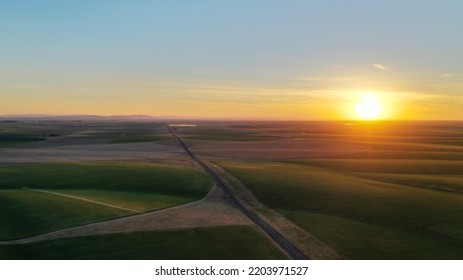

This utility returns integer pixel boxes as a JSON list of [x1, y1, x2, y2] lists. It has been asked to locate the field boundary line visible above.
[[23, 187, 142, 213]]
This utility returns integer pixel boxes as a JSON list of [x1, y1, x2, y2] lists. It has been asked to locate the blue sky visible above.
[[1, 1, 462, 119]]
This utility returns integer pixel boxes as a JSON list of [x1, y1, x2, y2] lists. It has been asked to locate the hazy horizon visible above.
[[2, 113, 463, 122], [1, 1, 462, 120]]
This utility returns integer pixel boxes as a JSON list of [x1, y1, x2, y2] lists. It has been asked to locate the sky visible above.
[[1, 0, 462, 120]]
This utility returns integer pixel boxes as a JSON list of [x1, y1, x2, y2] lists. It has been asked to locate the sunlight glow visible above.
[[354, 93, 383, 120]]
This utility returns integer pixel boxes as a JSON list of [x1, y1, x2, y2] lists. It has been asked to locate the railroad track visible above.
[[168, 127, 308, 260]]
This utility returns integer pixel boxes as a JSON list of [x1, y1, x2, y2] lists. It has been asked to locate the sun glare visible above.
[[354, 93, 383, 120]]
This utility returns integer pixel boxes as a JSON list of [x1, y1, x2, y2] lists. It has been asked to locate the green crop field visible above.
[[0, 190, 128, 240], [48, 190, 193, 212], [3, 120, 463, 260], [0, 162, 212, 240], [0, 162, 211, 196], [0, 226, 287, 260], [292, 159, 463, 192], [295, 159, 463, 175], [0, 134, 46, 145], [283, 211, 463, 259], [351, 173, 463, 193], [219, 160, 463, 259]]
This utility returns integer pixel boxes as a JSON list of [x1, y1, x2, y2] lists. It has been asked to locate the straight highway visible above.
[[168, 126, 308, 260]]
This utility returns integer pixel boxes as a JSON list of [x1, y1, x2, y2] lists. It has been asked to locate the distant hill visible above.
[[0, 114, 192, 121]]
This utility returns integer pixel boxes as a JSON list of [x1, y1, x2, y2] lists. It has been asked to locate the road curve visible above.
[[168, 126, 308, 260]]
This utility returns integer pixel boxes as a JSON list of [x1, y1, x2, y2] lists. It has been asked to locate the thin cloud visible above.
[[441, 73, 452, 78], [373, 63, 387, 70]]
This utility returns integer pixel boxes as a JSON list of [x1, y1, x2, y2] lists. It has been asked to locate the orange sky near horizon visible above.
[[2, 86, 462, 120]]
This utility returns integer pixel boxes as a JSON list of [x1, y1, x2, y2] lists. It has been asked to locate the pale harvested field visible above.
[[190, 139, 367, 159], [0, 185, 251, 245]]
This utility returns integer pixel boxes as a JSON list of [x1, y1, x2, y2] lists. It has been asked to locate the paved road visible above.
[[168, 127, 308, 260]]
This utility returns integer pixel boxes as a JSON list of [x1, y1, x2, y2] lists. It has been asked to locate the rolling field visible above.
[[179, 125, 279, 141], [0, 134, 46, 147], [218, 159, 463, 259], [291, 159, 463, 193], [110, 135, 170, 144], [283, 211, 463, 259], [0, 226, 287, 260], [173, 121, 463, 259], [0, 162, 212, 240], [0, 162, 210, 196], [296, 159, 463, 175], [0, 190, 129, 241], [2, 119, 463, 260], [352, 173, 463, 193], [0, 119, 172, 144]]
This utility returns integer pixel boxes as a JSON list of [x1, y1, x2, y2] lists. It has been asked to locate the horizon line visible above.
[[0, 114, 462, 122]]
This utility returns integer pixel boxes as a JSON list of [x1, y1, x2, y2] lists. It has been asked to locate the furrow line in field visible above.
[[23, 188, 142, 213]]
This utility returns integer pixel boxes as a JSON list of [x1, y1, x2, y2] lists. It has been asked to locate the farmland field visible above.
[[218, 161, 463, 259], [1, 119, 463, 259], [204, 121, 463, 259], [0, 161, 212, 240], [0, 226, 286, 260]]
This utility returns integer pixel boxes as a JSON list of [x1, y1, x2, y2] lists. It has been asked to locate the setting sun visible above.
[[355, 93, 383, 120]]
